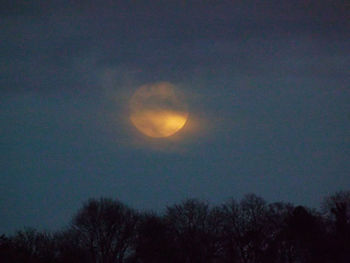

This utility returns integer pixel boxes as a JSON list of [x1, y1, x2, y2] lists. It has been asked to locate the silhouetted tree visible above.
[[322, 191, 350, 234], [164, 199, 224, 263], [247, 201, 295, 263], [322, 191, 350, 262], [275, 205, 332, 263], [72, 198, 139, 263], [0, 228, 56, 263], [129, 212, 174, 263], [1, 191, 350, 263], [221, 194, 274, 263], [54, 229, 89, 263], [0, 234, 14, 263]]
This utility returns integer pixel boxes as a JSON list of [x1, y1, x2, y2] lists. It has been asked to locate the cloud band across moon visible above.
[[129, 82, 189, 138]]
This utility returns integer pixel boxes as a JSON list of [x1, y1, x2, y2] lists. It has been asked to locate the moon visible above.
[[129, 82, 189, 138]]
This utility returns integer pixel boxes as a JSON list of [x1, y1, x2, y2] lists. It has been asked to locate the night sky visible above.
[[1, 1, 349, 234]]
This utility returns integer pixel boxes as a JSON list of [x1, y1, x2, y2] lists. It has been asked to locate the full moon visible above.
[[129, 82, 189, 138]]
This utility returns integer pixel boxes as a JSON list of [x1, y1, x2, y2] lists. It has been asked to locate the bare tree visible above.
[[321, 190, 350, 262], [130, 212, 174, 263], [221, 194, 270, 263], [165, 199, 223, 263], [53, 228, 89, 263], [262, 202, 295, 263], [322, 190, 350, 230], [72, 198, 139, 263], [3, 228, 56, 263]]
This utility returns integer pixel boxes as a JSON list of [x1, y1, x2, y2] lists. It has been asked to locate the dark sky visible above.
[[1, 0, 349, 234]]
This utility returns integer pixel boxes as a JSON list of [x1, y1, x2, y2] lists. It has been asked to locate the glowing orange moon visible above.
[[129, 82, 189, 138]]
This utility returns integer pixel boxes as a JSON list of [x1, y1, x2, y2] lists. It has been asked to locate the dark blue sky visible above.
[[1, 0, 349, 234]]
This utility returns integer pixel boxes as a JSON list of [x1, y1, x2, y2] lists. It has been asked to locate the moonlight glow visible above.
[[129, 82, 189, 138]]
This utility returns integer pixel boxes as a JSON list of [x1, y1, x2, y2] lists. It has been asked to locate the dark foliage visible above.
[[1, 191, 349, 263]]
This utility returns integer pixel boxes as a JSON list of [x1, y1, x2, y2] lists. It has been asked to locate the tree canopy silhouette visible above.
[[1, 191, 350, 263], [71, 198, 139, 263]]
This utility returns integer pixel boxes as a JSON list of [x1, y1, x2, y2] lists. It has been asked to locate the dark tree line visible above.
[[1, 191, 349, 263]]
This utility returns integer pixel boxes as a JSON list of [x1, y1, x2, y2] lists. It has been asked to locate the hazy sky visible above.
[[1, 0, 349, 234]]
